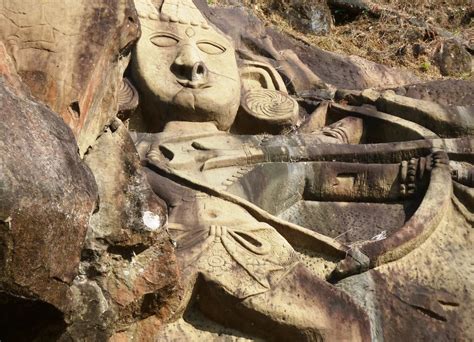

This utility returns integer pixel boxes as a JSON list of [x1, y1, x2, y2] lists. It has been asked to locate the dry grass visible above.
[[213, 0, 472, 80]]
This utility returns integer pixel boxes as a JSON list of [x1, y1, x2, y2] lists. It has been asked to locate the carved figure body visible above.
[[129, 0, 452, 340]]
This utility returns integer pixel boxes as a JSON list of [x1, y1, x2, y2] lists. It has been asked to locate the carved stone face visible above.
[[132, 10, 241, 131]]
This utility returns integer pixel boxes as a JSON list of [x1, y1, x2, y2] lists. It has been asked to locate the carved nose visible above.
[[191, 62, 208, 82], [172, 45, 208, 84]]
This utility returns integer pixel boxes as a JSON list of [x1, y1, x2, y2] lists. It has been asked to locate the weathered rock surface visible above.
[[0, 0, 473, 340], [337, 87, 474, 138], [0, 0, 140, 155], [338, 196, 474, 340], [62, 121, 180, 340], [268, 0, 333, 35], [435, 39, 472, 77], [0, 60, 97, 338], [391, 79, 474, 106], [376, 91, 474, 137], [84, 120, 168, 249], [0, 1, 180, 339]]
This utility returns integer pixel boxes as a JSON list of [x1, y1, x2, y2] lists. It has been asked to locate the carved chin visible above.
[[166, 88, 238, 130], [172, 88, 195, 111]]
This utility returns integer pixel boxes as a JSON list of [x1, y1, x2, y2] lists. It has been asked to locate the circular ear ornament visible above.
[[240, 89, 299, 129]]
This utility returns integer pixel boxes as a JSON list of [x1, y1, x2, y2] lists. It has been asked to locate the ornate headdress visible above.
[[135, 0, 209, 29]]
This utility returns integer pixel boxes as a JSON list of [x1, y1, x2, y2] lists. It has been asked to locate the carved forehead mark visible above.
[[185, 27, 195, 38]]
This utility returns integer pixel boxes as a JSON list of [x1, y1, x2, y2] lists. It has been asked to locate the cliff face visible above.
[[0, 0, 472, 341], [0, 1, 180, 340], [0, 0, 140, 155]]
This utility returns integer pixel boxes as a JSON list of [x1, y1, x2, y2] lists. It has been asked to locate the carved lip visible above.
[[176, 79, 212, 89]]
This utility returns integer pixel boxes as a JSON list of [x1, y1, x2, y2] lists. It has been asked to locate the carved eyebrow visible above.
[[150, 31, 181, 41], [194, 30, 231, 49]]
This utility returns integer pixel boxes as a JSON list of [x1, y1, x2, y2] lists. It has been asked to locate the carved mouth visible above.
[[176, 79, 212, 89]]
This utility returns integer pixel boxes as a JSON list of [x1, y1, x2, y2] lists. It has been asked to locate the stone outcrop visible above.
[[337, 88, 474, 138], [391, 79, 474, 106], [435, 39, 472, 77], [0, 0, 472, 340], [0, 1, 179, 339], [65, 120, 180, 339], [0, 0, 140, 155], [0, 47, 97, 338], [267, 0, 333, 35]]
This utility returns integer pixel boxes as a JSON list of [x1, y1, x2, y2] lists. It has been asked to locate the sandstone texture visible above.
[[67, 120, 180, 340], [0, 0, 472, 340], [0, 52, 97, 339], [0, 0, 178, 339], [0, 0, 140, 155], [435, 39, 472, 77], [267, 0, 333, 35]]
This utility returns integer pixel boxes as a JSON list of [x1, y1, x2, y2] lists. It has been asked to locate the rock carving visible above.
[[0, 0, 472, 340], [122, 0, 473, 340]]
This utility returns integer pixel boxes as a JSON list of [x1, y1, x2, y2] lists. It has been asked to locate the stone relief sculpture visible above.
[[129, 1, 371, 339], [117, 0, 472, 340], [0, 0, 472, 340]]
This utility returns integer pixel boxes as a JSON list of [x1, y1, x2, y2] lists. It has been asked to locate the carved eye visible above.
[[197, 41, 226, 55], [150, 34, 179, 47]]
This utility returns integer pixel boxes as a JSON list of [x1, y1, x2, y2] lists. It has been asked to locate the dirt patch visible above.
[[211, 0, 472, 80]]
